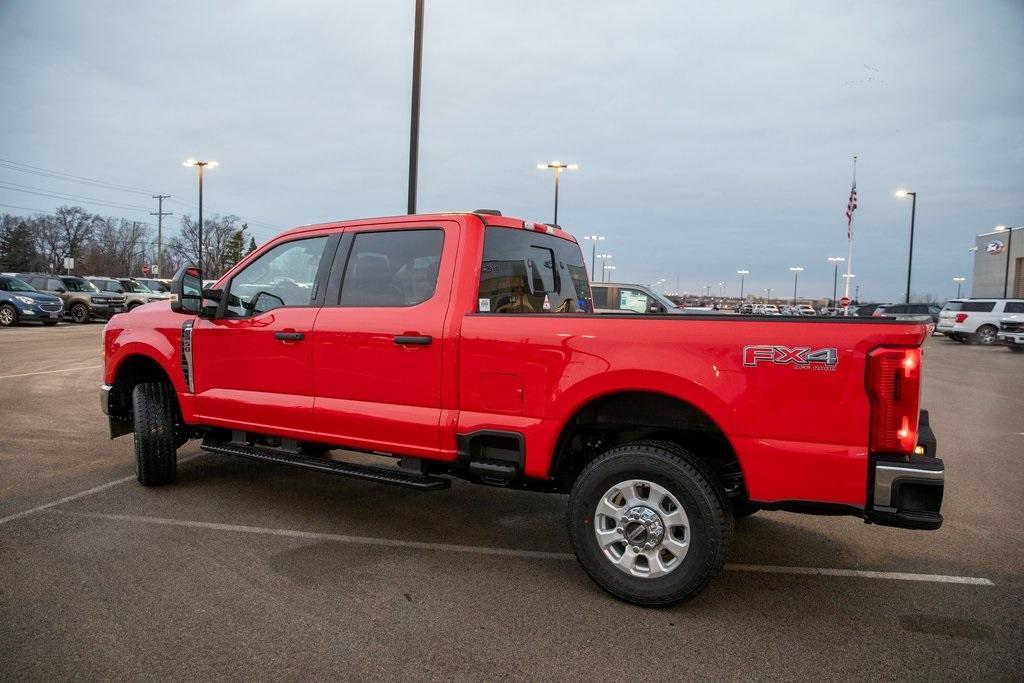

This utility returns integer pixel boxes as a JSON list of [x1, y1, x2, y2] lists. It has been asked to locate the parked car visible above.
[[0, 274, 64, 326], [762, 304, 780, 315], [874, 303, 942, 326], [852, 303, 891, 317], [136, 277, 176, 301], [18, 273, 126, 323], [101, 210, 942, 607], [592, 283, 684, 314], [85, 276, 169, 311], [937, 299, 1024, 345], [795, 304, 816, 316], [998, 315, 1024, 353]]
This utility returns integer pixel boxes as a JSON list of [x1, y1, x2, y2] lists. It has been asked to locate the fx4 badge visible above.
[[743, 345, 838, 370]]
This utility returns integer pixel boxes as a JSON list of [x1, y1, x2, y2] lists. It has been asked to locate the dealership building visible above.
[[971, 227, 1023, 298]]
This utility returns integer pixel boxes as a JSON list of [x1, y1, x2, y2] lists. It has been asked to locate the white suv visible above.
[[937, 299, 1024, 345]]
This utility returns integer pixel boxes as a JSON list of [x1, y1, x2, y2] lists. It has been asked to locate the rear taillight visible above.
[[955, 313, 968, 323], [866, 347, 922, 455]]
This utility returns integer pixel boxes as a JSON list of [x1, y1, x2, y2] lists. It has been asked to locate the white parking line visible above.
[[0, 453, 201, 527], [0, 365, 101, 380], [55, 510, 996, 587]]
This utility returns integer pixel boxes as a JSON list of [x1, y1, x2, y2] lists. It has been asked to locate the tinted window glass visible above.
[[1004, 302, 1024, 313], [225, 236, 329, 316], [339, 229, 443, 307], [478, 227, 592, 313], [592, 286, 608, 308], [885, 305, 906, 314], [961, 301, 995, 312], [62, 278, 98, 292], [909, 305, 928, 314]]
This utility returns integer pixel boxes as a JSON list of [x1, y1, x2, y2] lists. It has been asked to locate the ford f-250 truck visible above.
[[101, 211, 943, 606]]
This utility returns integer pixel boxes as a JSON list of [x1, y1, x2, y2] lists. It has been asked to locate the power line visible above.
[[0, 181, 155, 213]]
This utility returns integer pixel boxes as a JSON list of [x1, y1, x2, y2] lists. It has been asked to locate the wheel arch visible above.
[[107, 352, 179, 425]]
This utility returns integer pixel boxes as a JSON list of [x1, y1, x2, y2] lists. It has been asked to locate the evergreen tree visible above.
[[246, 235, 258, 255], [0, 219, 39, 271]]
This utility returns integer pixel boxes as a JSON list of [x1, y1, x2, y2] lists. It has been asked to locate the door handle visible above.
[[393, 335, 432, 346], [275, 331, 305, 341]]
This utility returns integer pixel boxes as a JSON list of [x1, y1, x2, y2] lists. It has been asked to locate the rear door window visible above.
[[338, 229, 443, 307], [478, 227, 592, 313]]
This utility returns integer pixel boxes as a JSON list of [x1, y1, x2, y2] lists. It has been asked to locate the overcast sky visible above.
[[1, 1, 1022, 300]]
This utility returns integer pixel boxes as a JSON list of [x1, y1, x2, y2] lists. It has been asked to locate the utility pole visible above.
[[407, 0, 425, 215], [151, 194, 172, 277]]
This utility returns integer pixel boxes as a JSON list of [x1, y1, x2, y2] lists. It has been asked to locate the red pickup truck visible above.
[[101, 211, 943, 606]]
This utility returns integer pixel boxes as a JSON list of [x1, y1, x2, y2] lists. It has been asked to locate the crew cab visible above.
[[100, 212, 943, 606]]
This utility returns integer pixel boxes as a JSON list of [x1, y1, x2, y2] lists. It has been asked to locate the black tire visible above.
[[0, 303, 18, 327], [70, 303, 90, 324], [568, 440, 732, 607], [42, 321, 59, 326], [1009, 345, 1024, 354], [954, 334, 968, 344], [131, 382, 178, 486], [973, 325, 998, 346]]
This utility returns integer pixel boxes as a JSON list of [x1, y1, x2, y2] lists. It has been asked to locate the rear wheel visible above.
[[0, 304, 17, 327], [70, 303, 90, 324], [131, 382, 178, 486], [568, 440, 732, 606], [1009, 345, 1024, 353], [974, 325, 998, 345]]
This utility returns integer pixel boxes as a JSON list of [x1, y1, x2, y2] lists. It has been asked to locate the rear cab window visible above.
[[478, 227, 592, 313]]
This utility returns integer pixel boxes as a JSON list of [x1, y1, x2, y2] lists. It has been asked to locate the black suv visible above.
[[19, 274, 126, 323]]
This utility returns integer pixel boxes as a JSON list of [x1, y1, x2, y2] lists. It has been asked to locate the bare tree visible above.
[[55, 206, 99, 268], [170, 213, 242, 279]]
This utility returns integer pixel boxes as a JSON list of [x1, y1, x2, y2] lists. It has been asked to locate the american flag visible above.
[[845, 182, 857, 240]]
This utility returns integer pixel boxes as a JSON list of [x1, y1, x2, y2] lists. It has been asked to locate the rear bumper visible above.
[[866, 411, 943, 530]]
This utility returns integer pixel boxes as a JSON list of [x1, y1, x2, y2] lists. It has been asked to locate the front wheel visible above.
[[568, 440, 732, 606], [132, 382, 178, 486], [1009, 345, 1024, 354], [70, 303, 90, 324], [0, 304, 18, 327]]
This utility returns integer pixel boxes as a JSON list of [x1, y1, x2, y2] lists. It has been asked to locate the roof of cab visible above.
[[272, 212, 579, 244]]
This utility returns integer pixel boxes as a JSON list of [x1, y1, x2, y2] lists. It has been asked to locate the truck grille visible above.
[[1001, 321, 1023, 332]]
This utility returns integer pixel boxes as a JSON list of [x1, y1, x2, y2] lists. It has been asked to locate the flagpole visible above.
[[843, 155, 857, 313]]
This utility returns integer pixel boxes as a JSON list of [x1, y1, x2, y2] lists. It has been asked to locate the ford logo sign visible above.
[[986, 240, 1005, 254]]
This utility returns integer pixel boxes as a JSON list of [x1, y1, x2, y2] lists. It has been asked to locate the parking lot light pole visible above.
[[763, 287, 773, 303], [788, 267, 803, 305], [603, 264, 616, 282], [538, 161, 578, 226], [596, 254, 612, 280], [895, 189, 917, 304], [582, 235, 604, 278], [183, 159, 217, 272], [995, 225, 1020, 298], [827, 257, 845, 307], [953, 276, 966, 298], [736, 270, 749, 299]]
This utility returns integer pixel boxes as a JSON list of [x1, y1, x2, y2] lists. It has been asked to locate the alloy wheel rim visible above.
[[979, 328, 995, 344], [0, 307, 13, 325], [593, 479, 690, 578], [73, 306, 87, 322]]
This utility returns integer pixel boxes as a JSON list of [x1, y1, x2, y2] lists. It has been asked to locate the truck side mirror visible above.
[[170, 265, 204, 315]]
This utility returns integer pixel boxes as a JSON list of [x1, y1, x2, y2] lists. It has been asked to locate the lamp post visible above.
[[953, 277, 966, 298], [842, 273, 856, 308], [407, 0, 425, 214], [995, 225, 1020, 298], [788, 267, 803, 306], [603, 264, 616, 282], [736, 270, 749, 299], [537, 161, 578, 226], [763, 287, 773, 303], [827, 257, 845, 307], [895, 189, 917, 303], [183, 159, 217, 272], [596, 254, 612, 281], [582, 235, 604, 278]]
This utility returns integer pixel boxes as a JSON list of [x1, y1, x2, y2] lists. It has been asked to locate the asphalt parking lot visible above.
[[1, 323, 1022, 680]]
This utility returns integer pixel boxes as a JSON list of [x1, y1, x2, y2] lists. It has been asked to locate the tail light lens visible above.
[[866, 347, 922, 454], [955, 313, 968, 323]]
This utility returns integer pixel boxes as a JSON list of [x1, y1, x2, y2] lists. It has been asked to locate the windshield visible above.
[[126, 281, 151, 293], [141, 279, 169, 293], [0, 276, 36, 292], [63, 278, 99, 292]]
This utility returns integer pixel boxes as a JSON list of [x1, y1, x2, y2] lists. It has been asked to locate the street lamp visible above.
[[763, 287, 773, 303], [537, 161, 578, 226], [603, 264, 616, 282], [582, 235, 604, 278], [736, 270, 749, 299], [827, 257, 845, 308], [596, 254, 612, 281], [995, 225, 1020, 298], [953, 276, 966, 298], [718, 281, 725, 297], [183, 159, 217, 272], [895, 189, 917, 304], [788, 267, 804, 306]]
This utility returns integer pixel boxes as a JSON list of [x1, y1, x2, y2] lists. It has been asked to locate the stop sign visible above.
[[142, 264, 151, 275], [840, 296, 851, 307]]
